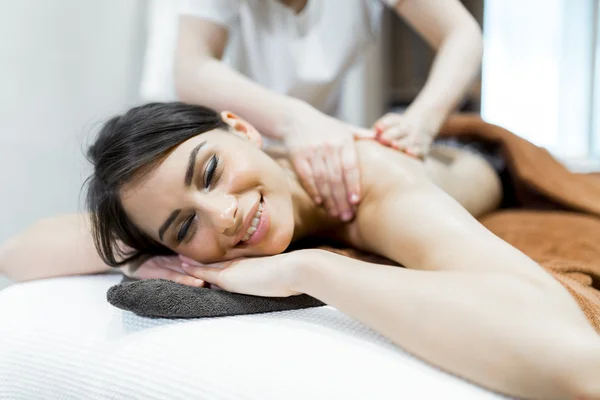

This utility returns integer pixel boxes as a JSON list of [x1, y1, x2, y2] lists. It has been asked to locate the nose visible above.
[[199, 192, 240, 236]]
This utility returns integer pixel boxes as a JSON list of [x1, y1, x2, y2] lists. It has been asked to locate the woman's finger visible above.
[[169, 273, 206, 287], [143, 256, 188, 275], [179, 254, 203, 267], [160, 262, 188, 275], [134, 265, 205, 287], [182, 264, 223, 288]]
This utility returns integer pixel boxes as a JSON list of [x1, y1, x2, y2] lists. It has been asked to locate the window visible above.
[[481, 0, 600, 170]]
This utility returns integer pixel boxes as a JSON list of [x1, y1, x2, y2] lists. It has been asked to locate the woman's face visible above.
[[120, 114, 295, 264]]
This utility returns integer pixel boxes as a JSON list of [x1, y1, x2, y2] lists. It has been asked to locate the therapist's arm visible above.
[[175, 16, 365, 221], [175, 16, 302, 141], [373, 0, 483, 159], [392, 0, 483, 124]]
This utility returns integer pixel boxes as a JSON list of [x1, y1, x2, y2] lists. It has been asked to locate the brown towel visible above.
[[438, 115, 600, 333], [438, 115, 600, 216], [480, 211, 600, 333]]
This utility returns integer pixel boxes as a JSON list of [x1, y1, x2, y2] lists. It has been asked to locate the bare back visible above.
[[337, 139, 554, 283]]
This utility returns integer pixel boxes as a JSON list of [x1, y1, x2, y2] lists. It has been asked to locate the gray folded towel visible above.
[[107, 276, 325, 319], [105, 238, 397, 319]]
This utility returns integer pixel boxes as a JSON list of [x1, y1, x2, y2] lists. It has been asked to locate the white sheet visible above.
[[0, 275, 505, 400]]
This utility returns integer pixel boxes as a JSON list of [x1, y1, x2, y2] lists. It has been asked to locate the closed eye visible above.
[[177, 214, 196, 244], [176, 154, 221, 244], [204, 154, 220, 188]]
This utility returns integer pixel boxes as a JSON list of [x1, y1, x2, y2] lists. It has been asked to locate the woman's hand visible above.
[[179, 251, 314, 297], [372, 112, 441, 160], [282, 102, 368, 221], [120, 255, 205, 287]]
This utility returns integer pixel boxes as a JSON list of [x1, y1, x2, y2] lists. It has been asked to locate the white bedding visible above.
[[0, 275, 504, 400]]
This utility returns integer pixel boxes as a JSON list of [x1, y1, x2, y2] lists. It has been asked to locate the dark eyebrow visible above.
[[185, 141, 206, 187], [158, 141, 206, 242], [158, 209, 181, 242]]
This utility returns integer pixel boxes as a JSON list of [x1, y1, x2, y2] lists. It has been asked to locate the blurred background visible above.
[[1, 0, 599, 290]]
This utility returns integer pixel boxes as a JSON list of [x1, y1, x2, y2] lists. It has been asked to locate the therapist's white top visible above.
[[140, 0, 395, 117]]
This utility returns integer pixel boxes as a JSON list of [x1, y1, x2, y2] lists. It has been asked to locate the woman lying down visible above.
[[2, 102, 600, 399]]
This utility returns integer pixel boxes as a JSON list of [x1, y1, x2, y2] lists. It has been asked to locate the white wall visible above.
[[339, 40, 385, 129], [0, 0, 147, 289]]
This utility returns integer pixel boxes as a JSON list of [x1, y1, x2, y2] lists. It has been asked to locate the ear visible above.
[[220, 111, 263, 148]]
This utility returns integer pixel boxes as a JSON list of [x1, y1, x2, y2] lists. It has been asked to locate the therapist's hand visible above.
[[282, 102, 366, 221], [120, 255, 205, 287], [373, 112, 441, 160]]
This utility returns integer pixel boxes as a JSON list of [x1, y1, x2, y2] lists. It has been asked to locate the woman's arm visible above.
[[0, 214, 111, 281], [323, 144, 600, 397], [179, 142, 600, 398], [0, 214, 204, 287], [179, 247, 600, 399], [291, 250, 600, 400]]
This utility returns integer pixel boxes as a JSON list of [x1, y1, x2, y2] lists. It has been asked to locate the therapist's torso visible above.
[[140, 0, 387, 117]]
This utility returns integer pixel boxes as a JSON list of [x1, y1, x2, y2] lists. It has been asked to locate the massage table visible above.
[[0, 274, 505, 399]]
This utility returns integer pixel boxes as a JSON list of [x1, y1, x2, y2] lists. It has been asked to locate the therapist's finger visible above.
[[324, 146, 353, 221], [310, 149, 337, 216], [379, 125, 410, 145], [340, 140, 361, 205], [353, 127, 377, 141], [290, 151, 322, 205], [396, 134, 431, 160], [385, 135, 420, 160], [373, 113, 399, 130], [389, 134, 412, 151]]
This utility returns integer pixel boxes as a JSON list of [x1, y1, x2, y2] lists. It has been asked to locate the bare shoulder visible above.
[[355, 139, 430, 199], [355, 139, 503, 218], [339, 140, 434, 252]]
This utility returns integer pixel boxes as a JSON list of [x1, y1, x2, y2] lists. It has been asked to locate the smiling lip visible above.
[[234, 196, 262, 246], [244, 197, 269, 246]]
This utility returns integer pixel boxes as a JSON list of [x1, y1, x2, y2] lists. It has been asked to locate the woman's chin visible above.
[[264, 226, 294, 256], [259, 198, 295, 255]]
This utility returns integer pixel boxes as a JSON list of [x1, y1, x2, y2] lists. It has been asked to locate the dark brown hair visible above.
[[85, 102, 228, 267]]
